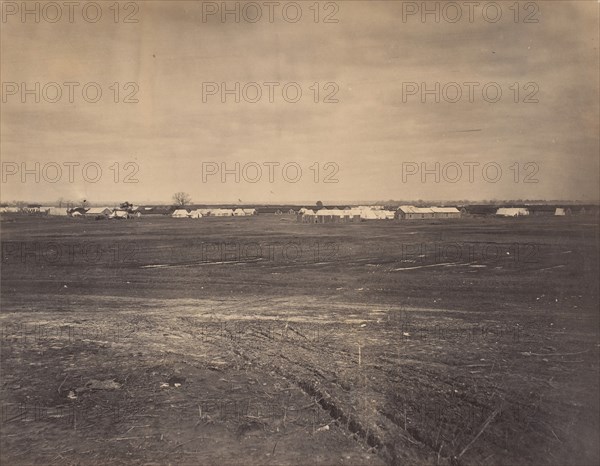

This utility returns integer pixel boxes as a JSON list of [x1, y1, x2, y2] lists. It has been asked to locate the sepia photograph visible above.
[[1, 1, 599, 464]]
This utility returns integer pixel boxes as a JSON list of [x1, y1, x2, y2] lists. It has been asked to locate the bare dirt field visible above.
[[1, 215, 598, 465]]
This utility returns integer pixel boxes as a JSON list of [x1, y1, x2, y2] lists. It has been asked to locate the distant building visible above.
[[529, 205, 556, 216], [315, 208, 343, 223], [298, 208, 314, 222], [496, 207, 529, 217], [297, 206, 393, 223], [47, 207, 68, 216], [462, 205, 498, 217], [84, 207, 112, 217], [395, 206, 461, 220], [430, 207, 461, 219], [395, 206, 435, 220], [344, 209, 363, 222]]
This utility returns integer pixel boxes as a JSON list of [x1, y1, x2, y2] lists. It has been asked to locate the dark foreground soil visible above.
[[1, 215, 598, 465]]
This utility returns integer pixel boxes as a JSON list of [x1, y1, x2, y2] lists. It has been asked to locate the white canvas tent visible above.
[[555, 208, 568, 216], [172, 209, 190, 218], [110, 210, 129, 219], [211, 209, 234, 216], [360, 209, 379, 219]]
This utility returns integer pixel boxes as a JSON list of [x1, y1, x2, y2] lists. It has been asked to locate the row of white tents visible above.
[[298, 205, 573, 222], [496, 207, 570, 217], [396, 206, 462, 219], [298, 206, 462, 222], [68, 207, 131, 218], [0, 205, 580, 219], [77, 207, 259, 218], [3, 206, 259, 218], [172, 208, 257, 218], [298, 207, 396, 223], [0, 205, 72, 216]]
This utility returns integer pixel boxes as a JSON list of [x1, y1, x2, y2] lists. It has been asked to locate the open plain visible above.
[[1, 214, 598, 465]]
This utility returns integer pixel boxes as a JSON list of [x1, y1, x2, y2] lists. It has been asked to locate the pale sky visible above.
[[1, 1, 598, 204]]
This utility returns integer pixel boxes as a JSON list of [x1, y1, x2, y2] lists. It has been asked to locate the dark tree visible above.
[[173, 192, 192, 207]]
